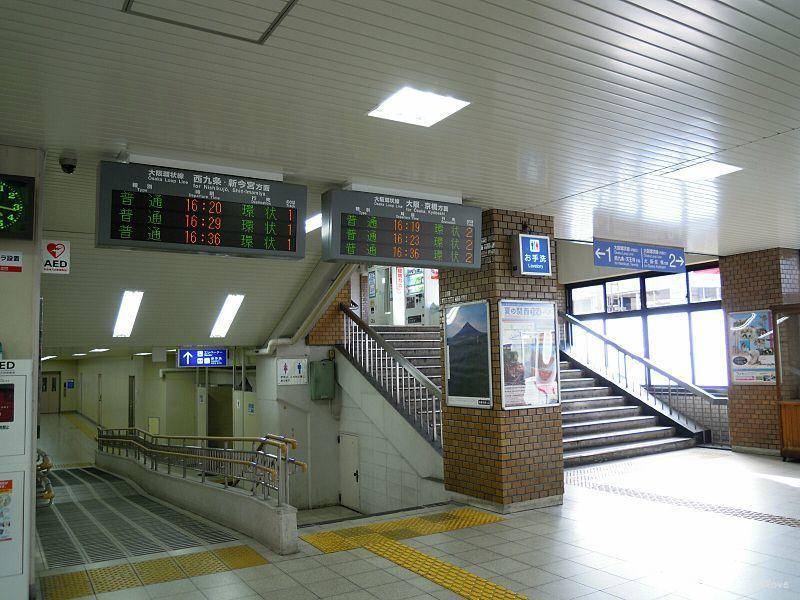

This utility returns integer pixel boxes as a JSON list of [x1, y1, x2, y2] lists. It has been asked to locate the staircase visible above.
[[560, 359, 695, 467], [372, 326, 442, 389]]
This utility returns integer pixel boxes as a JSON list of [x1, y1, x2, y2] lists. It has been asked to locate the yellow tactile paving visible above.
[[175, 550, 229, 577], [365, 537, 525, 600], [40, 571, 93, 600], [213, 545, 269, 570], [132, 556, 186, 585], [87, 563, 142, 594], [300, 507, 504, 553]]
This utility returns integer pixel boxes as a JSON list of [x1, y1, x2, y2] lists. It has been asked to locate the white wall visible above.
[[40, 360, 79, 411]]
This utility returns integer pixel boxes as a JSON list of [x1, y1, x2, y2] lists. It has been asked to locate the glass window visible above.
[[645, 273, 687, 308], [571, 285, 603, 315], [571, 317, 605, 372], [647, 312, 692, 383], [689, 266, 721, 303], [606, 278, 641, 313], [606, 316, 645, 356], [691, 309, 728, 387]]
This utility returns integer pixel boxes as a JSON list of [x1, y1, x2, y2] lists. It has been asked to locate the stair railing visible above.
[[339, 303, 442, 446], [560, 311, 728, 445]]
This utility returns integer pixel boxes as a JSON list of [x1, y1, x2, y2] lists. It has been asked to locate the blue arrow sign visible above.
[[177, 348, 229, 368], [593, 240, 686, 273]]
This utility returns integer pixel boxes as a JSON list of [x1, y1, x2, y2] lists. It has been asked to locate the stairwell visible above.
[[372, 326, 443, 390]]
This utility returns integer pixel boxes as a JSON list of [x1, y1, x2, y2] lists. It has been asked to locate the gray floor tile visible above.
[[304, 577, 361, 598], [346, 569, 400, 588], [364, 580, 424, 599], [534, 578, 597, 599]]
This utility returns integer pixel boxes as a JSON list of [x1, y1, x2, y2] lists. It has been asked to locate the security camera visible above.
[[59, 152, 77, 174]]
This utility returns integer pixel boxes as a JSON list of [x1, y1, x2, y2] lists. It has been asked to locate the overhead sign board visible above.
[[321, 189, 481, 270], [277, 358, 308, 385], [513, 234, 552, 276], [177, 348, 228, 368], [41, 240, 70, 275], [593, 239, 685, 273], [96, 161, 307, 259]]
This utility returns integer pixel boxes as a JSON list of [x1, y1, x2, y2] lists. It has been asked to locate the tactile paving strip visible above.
[[87, 563, 142, 594], [132, 556, 187, 585], [214, 545, 270, 570], [40, 571, 92, 600], [175, 550, 229, 577], [366, 537, 525, 600], [300, 507, 504, 553]]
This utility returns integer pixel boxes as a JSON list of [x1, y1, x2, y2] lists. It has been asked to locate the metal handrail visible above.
[[560, 311, 720, 402], [339, 303, 442, 398], [107, 427, 297, 450]]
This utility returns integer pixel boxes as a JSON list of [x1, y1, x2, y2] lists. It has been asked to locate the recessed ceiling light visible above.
[[167, 349, 177, 353], [73, 353, 87, 357], [113, 290, 144, 338], [305, 213, 322, 233], [368, 86, 470, 127], [211, 294, 245, 338], [662, 160, 742, 182], [90, 348, 110, 353], [40, 355, 57, 361], [133, 352, 152, 356]]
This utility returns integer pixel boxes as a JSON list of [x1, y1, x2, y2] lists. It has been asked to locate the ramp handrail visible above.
[[560, 311, 728, 445], [339, 303, 442, 446], [96, 427, 307, 506]]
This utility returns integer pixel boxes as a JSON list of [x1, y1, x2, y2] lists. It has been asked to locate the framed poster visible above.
[[499, 300, 560, 409], [727, 310, 776, 385], [444, 300, 492, 408]]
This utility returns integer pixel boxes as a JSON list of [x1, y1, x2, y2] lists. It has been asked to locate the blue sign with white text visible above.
[[517, 234, 552, 276], [593, 240, 685, 273], [178, 348, 228, 368]]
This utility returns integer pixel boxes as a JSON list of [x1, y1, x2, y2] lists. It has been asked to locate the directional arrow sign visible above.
[[593, 239, 686, 273], [177, 348, 229, 368]]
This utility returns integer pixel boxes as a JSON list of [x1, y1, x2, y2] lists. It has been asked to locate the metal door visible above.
[[128, 375, 135, 428], [338, 433, 360, 511], [40, 372, 60, 414]]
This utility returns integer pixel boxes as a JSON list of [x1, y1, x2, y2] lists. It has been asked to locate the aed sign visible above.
[[177, 348, 228, 368], [513, 234, 552, 276], [277, 358, 308, 386], [41, 240, 70, 275], [0, 252, 22, 273]]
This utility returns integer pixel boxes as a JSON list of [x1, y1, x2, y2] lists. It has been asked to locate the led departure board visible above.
[[321, 189, 482, 270], [96, 161, 306, 258], [0, 174, 35, 240]]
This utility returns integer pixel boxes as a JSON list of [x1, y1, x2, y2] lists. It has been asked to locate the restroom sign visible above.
[[41, 240, 70, 274], [513, 234, 552, 277], [277, 358, 308, 386]]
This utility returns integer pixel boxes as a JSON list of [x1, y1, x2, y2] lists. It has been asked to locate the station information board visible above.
[[321, 189, 482, 270], [0, 174, 35, 241], [96, 162, 307, 258]]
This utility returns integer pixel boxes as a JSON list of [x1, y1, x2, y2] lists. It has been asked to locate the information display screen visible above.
[[97, 162, 306, 258], [0, 174, 35, 240], [322, 189, 481, 270]]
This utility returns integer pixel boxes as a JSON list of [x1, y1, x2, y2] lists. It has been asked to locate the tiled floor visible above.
[[298, 505, 362, 526], [38, 412, 97, 467]]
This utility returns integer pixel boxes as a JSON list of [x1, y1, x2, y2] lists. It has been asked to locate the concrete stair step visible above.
[[563, 415, 658, 435], [562, 405, 641, 423], [406, 357, 442, 367], [560, 377, 597, 390], [561, 386, 611, 399], [564, 436, 696, 467], [560, 369, 584, 380], [560, 395, 627, 410], [374, 326, 440, 333], [381, 332, 442, 342], [559, 361, 570, 369], [563, 426, 676, 451], [393, 346, 442, 356]]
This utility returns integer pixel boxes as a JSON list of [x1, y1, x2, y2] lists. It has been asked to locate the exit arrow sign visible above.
[[593, 239, 686, 273]]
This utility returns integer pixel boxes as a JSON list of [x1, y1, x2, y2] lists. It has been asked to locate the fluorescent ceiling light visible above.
[[90, 348, 110, 353], [133, 352, 152, 356], [368, 86, 470, 127], [73, 353, 87, 357], [662, 160, 742, 182], [113, 290, 144, 338], [305, 213, 322, 233], [210, 294, 245, 338], [167, 349, 177, 353], [41, 355, 57, 361]]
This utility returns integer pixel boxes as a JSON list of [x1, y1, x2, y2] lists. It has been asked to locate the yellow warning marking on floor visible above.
[[63, 413, 97, 441], [132, 556, 185, 585], [40, 571, 93, 600], [214, 545, 269, 570], [365, 537, 525, 600], [300, 507, 503, 553], [87, 563, 142, 594], [175, 550, 229, 577]]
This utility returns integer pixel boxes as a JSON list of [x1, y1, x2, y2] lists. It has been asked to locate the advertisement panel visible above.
[[499, 300, 560, 409], [727, 310, 776, 385], [444, 300, 492, 409]]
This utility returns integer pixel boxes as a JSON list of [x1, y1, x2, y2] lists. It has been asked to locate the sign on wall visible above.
[[177, 348, 229, 368], [277, 358, 308, 385], [0, 360, 31, 456], [513, 234, 552, 276], [0, 472, 24, 578], [444, 300, 492, 409], [593, 239, 686, 273], [41, 240, 70, 275], [499, 300, 560, 409], [727, 310, 776, 385], [0, 252, 23, 273]]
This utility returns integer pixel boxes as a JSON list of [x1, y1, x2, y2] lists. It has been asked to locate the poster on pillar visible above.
[[727, 310, 776, 385], [499, 300, 560, 409], [0, 472, 24, 578], [444, 300, 492, 409]]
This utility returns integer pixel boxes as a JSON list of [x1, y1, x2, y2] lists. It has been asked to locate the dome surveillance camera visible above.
[[59, 152, 77, 174]]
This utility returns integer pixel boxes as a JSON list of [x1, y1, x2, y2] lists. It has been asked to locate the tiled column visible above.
[[720, 248, 800, 453], [439, 209, 566, 511]]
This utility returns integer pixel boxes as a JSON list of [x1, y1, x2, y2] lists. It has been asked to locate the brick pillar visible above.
[[307, 281, 352, 346], [439, 209, 566, 510], [720, 248, 800, 453]]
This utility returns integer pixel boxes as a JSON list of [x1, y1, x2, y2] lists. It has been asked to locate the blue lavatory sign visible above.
[[516, 234, 552, 276], [178, 348, 228, 368], [593, 239, 686, 273]]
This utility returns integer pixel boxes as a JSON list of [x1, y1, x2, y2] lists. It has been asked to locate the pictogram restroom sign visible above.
[[277, 358, 308, 386]]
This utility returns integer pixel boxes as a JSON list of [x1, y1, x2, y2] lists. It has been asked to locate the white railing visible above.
[[340, 304, 442, 447], [561, 312, 729, 446]]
